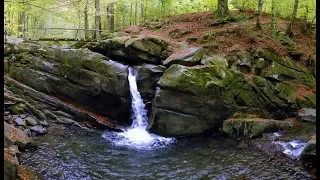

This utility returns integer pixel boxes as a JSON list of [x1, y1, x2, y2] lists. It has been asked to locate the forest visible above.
[[4, 0, 316, 39]]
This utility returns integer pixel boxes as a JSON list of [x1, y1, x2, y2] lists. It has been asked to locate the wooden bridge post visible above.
[[75, 29, 79, 40], [43, 29, 47, 39]]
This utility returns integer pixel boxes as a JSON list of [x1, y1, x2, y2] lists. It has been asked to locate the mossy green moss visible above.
[[158, 64, 234, 97], [223, 118, 292, 138]]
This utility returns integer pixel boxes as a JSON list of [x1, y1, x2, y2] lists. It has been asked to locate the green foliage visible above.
[[4, 0, 316, 38]]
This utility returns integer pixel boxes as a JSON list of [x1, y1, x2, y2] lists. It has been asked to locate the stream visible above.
[[20, 124, 312, 180]]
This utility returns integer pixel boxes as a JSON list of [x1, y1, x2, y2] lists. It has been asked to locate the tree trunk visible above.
[[95, 0, 101, 39], [256, 0, 264, 30], [134, 0, 138, 25], [144, 0, 148, 22], [292, 0, 299, 18], [130, 4, 133, 25], [271, 0, 278, 33], [161, 0, 164, 18], [141, 0, 145, 23], [217, 0, 229, 17], [107, 2, 115, 32], [18, 12, 23, 35], [286, 0, 299, 36], [84, 0, 89, 39]]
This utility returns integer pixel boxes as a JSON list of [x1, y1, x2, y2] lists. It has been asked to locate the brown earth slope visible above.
[[123, 10, 316, 67]]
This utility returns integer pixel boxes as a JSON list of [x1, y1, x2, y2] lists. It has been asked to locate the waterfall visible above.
[[102, 67, 174, 150], [127, 67, 148, 129]]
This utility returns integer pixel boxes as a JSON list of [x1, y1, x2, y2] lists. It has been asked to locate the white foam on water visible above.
[[103, 67, 174, 150], [273, 132, 282, 137], [273, 140, 307, 158]]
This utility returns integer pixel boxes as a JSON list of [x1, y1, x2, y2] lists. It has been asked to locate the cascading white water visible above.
[[127, 67, 148, 129], [272, 132, 307, 158], [102, 67, 174, 149]]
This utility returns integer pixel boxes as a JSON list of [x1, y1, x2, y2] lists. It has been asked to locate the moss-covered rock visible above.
[[150, 108, 215, 137], [254, 57, 272, 70], [4, 122, 35, 151], [296, 94, 316, 109], [261, 61, 315, 87], [254, 48, 310, 73], [163, 47, 204, 67], [300, 136, 316, 163], [277, 32, 296, 51], [134, 64, 166, 100], [7, 44, 132, 121], [158, 64, 232, 97], [126, 37, 172, 58], [154, 64, 291, 136], [235, 84, 260, 107], [200, 55, 228, 69], [17, 165, 41, 180], [4, 159, 18, 180], [223, 118, 292, 138], [298, 108, 316, 123], [276, 82, 298, 104], [4, 145, 20, 166], [83, 36, 172, 64], [197, 31, 216, 44]]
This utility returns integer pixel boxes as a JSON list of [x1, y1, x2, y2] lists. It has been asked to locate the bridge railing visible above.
[[21, 28, 110, 41]]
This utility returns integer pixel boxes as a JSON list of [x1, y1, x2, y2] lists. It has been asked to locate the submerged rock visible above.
[[30, 126, 47, 134], [14, 117, 25, 126], [223, 118, 292, 138]]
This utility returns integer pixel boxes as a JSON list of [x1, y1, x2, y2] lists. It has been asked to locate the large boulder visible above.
[[162, 47, 204, 67], [6, 44, 131, 122], [4, 122, 34, 150], [17, 165, 41, 180], [254, 48, 315, 88], [149, 64, 304, 136], [4, 159, 18, 180], [83, 36, 173, 65], [222, 118, 292, 138], [133, 64, 166, 100], [300, 136, 316, 164], [200, 55, 228, 69], [298, 108, 316, 123]]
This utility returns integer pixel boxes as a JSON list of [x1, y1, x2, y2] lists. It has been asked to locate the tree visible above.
[[107, 1, 115, 32], [84, 0, 89, 39], [256, 0, 264, 29], [95, 0, 101, 39], [217, 0, 229, 17], [271, 0, 278, 34], [286, 0, 299, 36]]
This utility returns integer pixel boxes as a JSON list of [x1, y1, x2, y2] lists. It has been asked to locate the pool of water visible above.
[[20, 124, 311, 180]]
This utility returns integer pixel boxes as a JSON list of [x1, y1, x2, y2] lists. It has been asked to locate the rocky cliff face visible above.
[[4, 35, 316, 137]]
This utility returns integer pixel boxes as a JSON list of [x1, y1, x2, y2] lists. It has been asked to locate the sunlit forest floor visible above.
[[123, 10, 316, 67]]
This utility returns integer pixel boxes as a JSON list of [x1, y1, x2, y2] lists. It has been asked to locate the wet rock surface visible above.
[[298, 108, 316, 123], [222, 118, 293, 138]]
